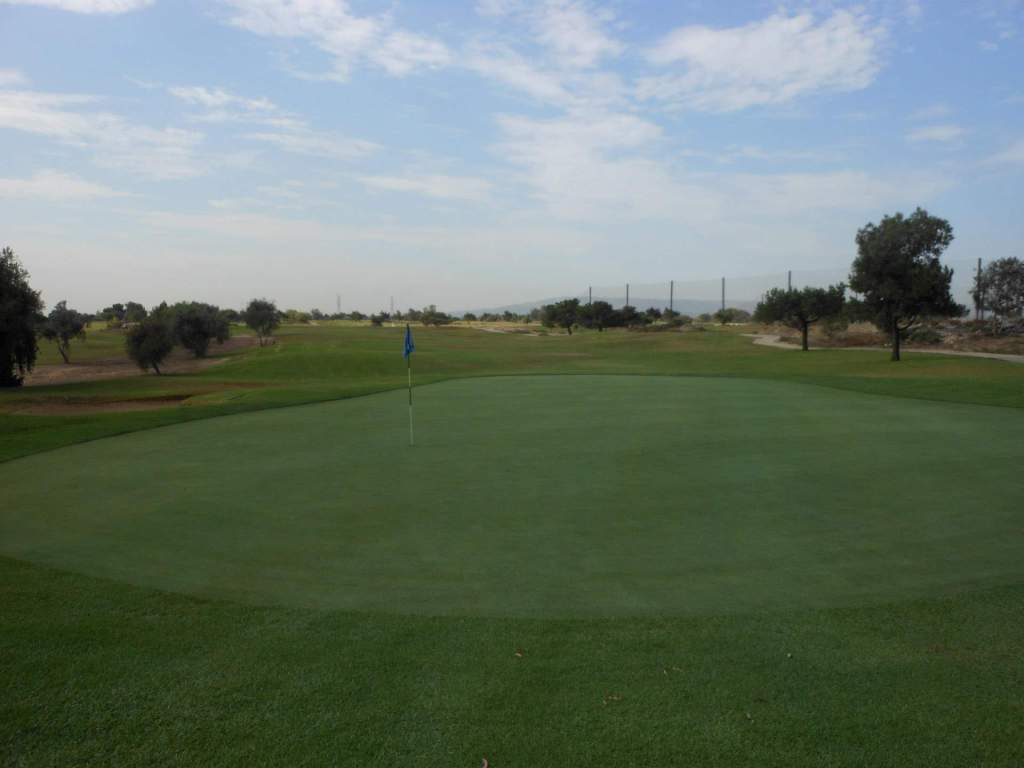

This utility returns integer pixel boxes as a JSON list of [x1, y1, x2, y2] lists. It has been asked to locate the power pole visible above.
[[588, 286, 592, 305], [787, 270, 792, 290], [976, 258, 983, 321], [626, 283, 630, 307], [721, 277, 725, 312], [669, 280, 674, 313]]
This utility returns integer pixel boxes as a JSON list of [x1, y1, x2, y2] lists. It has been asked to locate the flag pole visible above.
[[407, 353, 414, 446]]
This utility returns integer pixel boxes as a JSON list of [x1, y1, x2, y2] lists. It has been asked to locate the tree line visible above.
[[0, 265, 288, 385], [539, 209, 1022, 362]]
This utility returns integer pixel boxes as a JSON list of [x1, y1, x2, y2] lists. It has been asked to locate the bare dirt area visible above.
[[14, 395, 193, 416], [746, 333, 1024, 364], [23, 336, 256, 387]]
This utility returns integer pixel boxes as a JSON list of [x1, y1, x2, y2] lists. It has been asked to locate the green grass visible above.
[[2, 325, 1023, 766], [3, 375, 1022, 617]]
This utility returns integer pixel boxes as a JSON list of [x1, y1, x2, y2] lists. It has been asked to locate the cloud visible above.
[[987, 138, 1024, 165], [357, 173, 492, 202], [0, 169, 122, 200], [243, 125, 377, 160], [494, 109, 715, 221], [530, 0, 624, 69], [0, 88, 204, 179], [638, 10, 884, 111], [168, 85, 276, 113], [906, 124, 965, 142], [0, 69, 27, 87], [219, 0, 451, 79], [0, 0, 151, 12]]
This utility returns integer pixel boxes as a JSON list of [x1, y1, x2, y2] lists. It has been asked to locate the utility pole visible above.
[[588, 286, 592, 305], [721, 277, 725, 312], [787, 270, 792, 290], [669, 280, 674, 313], [976, 258, 983, 321], [626, 283, 630, 307]]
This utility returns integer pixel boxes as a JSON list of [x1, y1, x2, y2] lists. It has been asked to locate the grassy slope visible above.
[[2, 323, 1024, 766]]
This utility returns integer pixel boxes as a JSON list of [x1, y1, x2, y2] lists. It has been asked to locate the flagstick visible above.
[[407, 354, 414, 447]]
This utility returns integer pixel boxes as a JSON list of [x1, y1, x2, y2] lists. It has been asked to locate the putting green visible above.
[[2, 375, 1022, 617]]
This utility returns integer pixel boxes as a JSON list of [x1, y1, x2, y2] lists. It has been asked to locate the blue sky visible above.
[[1, 0, 1022, 312]]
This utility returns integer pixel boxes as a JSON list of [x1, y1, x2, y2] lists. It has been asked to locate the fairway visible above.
[[4, 374, 1022, 617]]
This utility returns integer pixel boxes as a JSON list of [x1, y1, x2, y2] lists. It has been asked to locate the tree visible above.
[[540, 298, 580, 334], [173, 302, 230, 357], [578, 300, 615, 331], [0, 247, 44, 387], [124, 301, 148, 324], [100, 302, 127, 328], [244, 298, 280, 346], [754, 285, 846, 351], [849, 208, 963, 361], [714, 307, 751, 325], [126, 317, 174, 374], [420, 305, 453, 326], [973, 257, 1024, 321], [40, 300, 88, 363], [462, 312, 478, 321], [618, 305, 647, 327]]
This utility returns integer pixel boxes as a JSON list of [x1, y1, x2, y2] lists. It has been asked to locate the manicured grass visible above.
[[2, 325, 1023, 766], [3, 376, 1022, 617]]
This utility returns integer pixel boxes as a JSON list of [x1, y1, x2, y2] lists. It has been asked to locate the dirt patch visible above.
[[23, 336, 256, 387], [14, 395, 192, 416], [745, 333, 1024, 364]]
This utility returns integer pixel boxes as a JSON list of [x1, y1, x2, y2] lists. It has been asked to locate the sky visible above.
[[0, 0, 1022, 313]]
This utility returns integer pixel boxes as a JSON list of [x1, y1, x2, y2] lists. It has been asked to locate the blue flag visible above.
[[403, 324, 415, 358]]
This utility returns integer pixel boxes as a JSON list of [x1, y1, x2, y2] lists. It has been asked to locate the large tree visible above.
[[578, 300, 615, 331], [849, 208, 963, 361], [540, 298, 580, 334], [173, 302, 230, 357], [754, 285, 846, 351], [972, 257, 1024, 321], [126, 317, 174, 374], [0, 247, 44, 387], [243, 298, 280, 346], [40, 300, 88, 363]]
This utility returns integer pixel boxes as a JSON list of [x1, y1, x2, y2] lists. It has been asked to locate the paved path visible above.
[[744, 334, 1024, 364]]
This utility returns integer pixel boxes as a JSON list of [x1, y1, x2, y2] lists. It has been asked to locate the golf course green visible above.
[[4, 374, 1021, 617], [5, 326, 1024, 767]]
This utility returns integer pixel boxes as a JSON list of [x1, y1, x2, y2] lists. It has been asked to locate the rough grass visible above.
[[2, 324, 1023, 766]]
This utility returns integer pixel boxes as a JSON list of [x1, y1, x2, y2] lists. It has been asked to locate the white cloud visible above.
[[243, 125, 377, 160], [531, 0, 623, 69], [168, 85, 276, 113], [987, 139, 1024, 165], [219, 0, 451, 79], [357, 173, 492, 202], [0, 69, 27, 87], [0, 0, 151, 12], [0, 89, 204, 179], [0, 169, 122, 200], [639, 11, 884, 111], [494, 110, 715, 221], [906, 124, 965, 142]]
